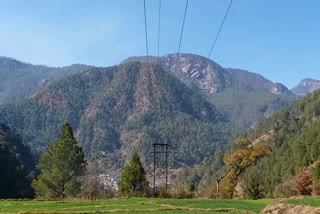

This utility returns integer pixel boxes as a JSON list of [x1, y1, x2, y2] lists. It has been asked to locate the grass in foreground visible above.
[[285, 197, 320, 207], [0, 197, 272, 214]]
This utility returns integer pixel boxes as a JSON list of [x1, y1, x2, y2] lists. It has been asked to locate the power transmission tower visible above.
[[152, 143, 170, 197]]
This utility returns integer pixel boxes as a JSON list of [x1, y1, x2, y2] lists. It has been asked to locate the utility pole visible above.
[[152, 143, 170, 197]]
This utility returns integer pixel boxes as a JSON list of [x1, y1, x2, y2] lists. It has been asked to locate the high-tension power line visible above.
[[157, 0, 162, 60], [143, 0, 149, 63], [157, 0, 162, 69], [208, 0, 234, 59], [177, 0, 189, 54]]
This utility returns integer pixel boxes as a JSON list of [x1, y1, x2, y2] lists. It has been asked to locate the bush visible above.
[[158, 185, 194, 199]]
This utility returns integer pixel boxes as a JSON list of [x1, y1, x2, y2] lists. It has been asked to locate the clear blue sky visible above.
[[1, 0, 319, 89]]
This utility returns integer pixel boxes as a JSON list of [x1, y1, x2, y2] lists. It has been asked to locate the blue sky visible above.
[[0, 0, 319, 89]]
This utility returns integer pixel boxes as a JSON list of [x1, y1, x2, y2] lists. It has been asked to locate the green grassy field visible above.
[[285, 197, 320, 207], [0, 198, 273, 214]]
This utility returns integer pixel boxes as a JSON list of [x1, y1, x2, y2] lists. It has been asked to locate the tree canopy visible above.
[[0, 123, 35, 199], [32, 122, 85, 199], [118, 153, 148, 196], [217, 138, 270, 198]]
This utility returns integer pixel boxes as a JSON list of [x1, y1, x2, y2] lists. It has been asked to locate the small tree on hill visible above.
[[32, 122, 85, 199], [244, 166, 266, 199], [118, 153, 148, 196]]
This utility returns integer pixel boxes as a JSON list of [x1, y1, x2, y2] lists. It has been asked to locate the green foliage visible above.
[[118, 153, 148, 196], [211, 86, 296, 128], [286, 197, 320, 207], [32, 122, 85, 199], [312, 161, 320, 194], [0, 123, 35, 198], [244, 166, 266, 199], [0, 62, 238, 171], [223, 138, 270, 180], [0, 197, 274, 214], [217, 138, 270, 198], [243, 89, 320, 197]]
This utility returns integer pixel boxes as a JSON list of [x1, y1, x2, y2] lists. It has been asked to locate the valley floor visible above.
[[1, 197, 319, 214], [0, 197, 273, 214]]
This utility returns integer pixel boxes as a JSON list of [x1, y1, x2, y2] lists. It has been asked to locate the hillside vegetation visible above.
[[0, 62, 237, 172], [0, 123, 35, 198], [0, 56, 90, 104], [124, 54, 297, 128], [242, 89, 320, 197]]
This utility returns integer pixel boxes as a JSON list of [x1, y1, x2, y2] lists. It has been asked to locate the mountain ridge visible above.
[[123, 54, 297, 127], [0, 53, 316, 128], [0, 56, 91, 104], [0, 62, 235, 172], [291, 78, 320, 96]]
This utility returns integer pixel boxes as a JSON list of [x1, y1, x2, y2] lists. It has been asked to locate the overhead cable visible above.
[[177, 0, 189, 54], [157, 0, 162, 69], [208, 0, 234, 59], [144, 0, 149, 63]]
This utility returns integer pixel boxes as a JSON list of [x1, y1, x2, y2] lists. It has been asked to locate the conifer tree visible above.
[[32, 122, 85, 199], [118, 153, 148, 196]]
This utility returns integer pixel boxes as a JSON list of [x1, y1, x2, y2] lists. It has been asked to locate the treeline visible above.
[[0, 123, 35, 198], [241, 89, 320, 198], [211, 85, 296, 127], [168, 89, 320, 199]]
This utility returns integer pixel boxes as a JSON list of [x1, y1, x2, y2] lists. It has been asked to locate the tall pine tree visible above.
[[118, 153, 148, 196], [32, 122, 85, 199]]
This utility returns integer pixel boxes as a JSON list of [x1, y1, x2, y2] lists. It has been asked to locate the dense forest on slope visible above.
[[0, 123, 35, 198], [0, 62, 238, 172], [175, 89, 320, 198], [211, 86, 295, 127], [0, 56, 90, 104], [240, 89, 320, 197], [123, 54, 297, 128]]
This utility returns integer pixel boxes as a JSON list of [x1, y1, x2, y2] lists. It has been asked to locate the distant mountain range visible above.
[[290, 78, 320, 96], [0, 56, 91, 104], [0, 54, 319, 172], [1, 55, 317, 107]]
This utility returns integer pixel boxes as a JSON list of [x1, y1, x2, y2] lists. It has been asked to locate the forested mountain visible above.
[[0, 123, 35, 198], [0, 54, 309, 128], [291, 78, 320, 96], [241, 88, 320, 197], [0, 62, 238, 172], [225, 68, 291, 95], [0, 56, 90, 104], [124, 54, 297, 127]]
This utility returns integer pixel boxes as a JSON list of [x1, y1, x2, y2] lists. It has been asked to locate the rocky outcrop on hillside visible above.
[[123, 54, 296, 128], [161, 54, 233, 95], [291, 78, 320, 96]]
